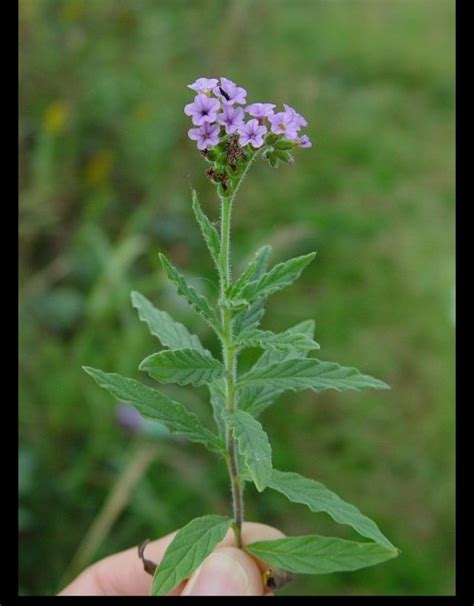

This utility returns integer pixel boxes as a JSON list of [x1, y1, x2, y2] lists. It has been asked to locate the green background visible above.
[[19, 0, 455, 596]]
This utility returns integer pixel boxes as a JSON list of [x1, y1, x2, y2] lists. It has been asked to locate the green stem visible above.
[[220, 194, 244, 548], [218, 148, 262, 548]]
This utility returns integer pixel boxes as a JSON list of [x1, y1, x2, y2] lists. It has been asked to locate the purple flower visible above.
[[214, 77, 247, 105], [238, 119, 267, 148], [187, 77, 219, 94], [217, 105, 245, 135], [268, 111, 300, 140], [184, 93, 221, 126], [283, 104, 308, 128], [297, 134, 312, 148], [188, 122, 220, 150], [245, 103, 276, 119], [116, 405, 145, 435]]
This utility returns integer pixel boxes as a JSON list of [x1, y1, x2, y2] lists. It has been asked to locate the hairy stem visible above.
[[220, 194, 244, 548], [218, 148, 261, 548]]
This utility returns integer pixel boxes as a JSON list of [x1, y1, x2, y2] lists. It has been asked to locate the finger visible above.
[[58, 530, 180, 596], [179, 521, 285, 595], [181, 546, 264, 596], [200, 520, 286, 591]]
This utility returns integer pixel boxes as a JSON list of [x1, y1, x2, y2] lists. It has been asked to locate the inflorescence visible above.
[[185, 77, 312, 192]]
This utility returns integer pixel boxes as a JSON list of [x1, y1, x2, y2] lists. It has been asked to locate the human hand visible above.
[[59, 522, 285, 596]]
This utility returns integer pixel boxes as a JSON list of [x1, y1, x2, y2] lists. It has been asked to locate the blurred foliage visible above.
[[19, 0, 454, 596]]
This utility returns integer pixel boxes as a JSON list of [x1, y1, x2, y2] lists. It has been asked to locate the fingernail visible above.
[[182, 547, 262, 596]]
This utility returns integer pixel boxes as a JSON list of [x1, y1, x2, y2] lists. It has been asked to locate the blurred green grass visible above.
[[19, 0, 454, 596]]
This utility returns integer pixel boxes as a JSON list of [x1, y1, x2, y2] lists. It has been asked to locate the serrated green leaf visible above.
[[249, 245, 272, 278], [131, 291, 206, 353], [238, 383, 282, 418], [233, 298, 267, 336], [253, 320, 317, 369], [139, 349, 225, 386], [245, 535, 399, 575], [240, 358, 390, 393], [228, 245, 273, 298], [226, 409, 272, 492], [192, 190, 221, 269], [232, 246, 272, 335], [159, 253, 219, 329], [235, 252, 316, 303], [83, 367, 223, 452], [285, 319, 316, 338], [267, 469, 395, 550], [237, 328, 320, 353], [237, 321, 317, 417], [151, 515, 232, 595]]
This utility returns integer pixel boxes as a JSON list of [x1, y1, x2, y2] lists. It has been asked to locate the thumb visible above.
[[181, 546, 264, 596]]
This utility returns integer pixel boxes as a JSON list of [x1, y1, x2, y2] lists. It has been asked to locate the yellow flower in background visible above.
[[85, 150, 115, 186], [42, 100, 69, 135]]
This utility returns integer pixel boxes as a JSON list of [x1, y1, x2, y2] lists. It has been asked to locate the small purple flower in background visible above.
[[238, 119, 267, 148], [116, 404, 146, 435], [188, 122, 220, 150], [245, 103, 276, 120], [297, 134, 312, 148], [218, 105, 245, 135], [283, 104, 308, 128], [116, 404, 170, 438], [187, 77, 219, 94], [214, 77, 247, 106], [268, 111, 300, 140], [184, 93, 221, 126]]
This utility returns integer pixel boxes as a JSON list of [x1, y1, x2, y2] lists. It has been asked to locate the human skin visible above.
[[59, 522, 285, 596]]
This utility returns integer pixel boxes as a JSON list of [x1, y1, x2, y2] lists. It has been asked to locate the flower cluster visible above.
[[185, 76, 312, 153]]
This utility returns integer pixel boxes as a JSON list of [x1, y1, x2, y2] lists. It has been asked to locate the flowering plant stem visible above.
[[219, 152, 257, 548]]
